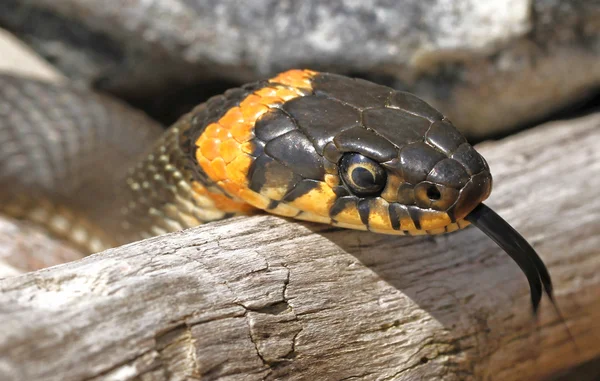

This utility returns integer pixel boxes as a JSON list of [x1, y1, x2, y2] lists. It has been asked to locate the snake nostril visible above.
[[426, 185, 441, 201]]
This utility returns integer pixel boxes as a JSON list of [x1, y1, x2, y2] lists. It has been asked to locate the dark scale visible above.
[[425, 119, 467, 155], [282, 96, 361, 154], [248, 154, 303, 195], [332, 126, 397, 162], [426, 158, 470, 188], [264, 129, 325, 180], [450, 143, 490, 176], [254, 109, 298, 142], [387, 91, 444, 122], [311, 73, 393, 110], [362, 108, 431, 147], [357, 199, 371, 226], [282, 179, 322, 202], [329, 196, 358, 220], [398, 142, 447, 184]]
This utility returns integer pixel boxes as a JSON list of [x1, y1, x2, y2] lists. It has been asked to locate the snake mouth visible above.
[[465, 203, 553, 313], [448, 172, 493, 222]]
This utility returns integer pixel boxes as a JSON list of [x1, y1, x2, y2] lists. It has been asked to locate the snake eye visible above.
[[339, 153, 387, 197]]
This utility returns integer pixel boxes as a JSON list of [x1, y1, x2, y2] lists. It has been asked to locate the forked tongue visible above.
[[465, 203, 577, 348]]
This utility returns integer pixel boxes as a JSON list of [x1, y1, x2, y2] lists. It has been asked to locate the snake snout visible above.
[[449, 170, 493, 221]]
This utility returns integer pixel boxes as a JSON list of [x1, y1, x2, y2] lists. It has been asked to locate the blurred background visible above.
[[0, 0, 598, 141]]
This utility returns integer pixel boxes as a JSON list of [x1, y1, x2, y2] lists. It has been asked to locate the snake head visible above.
[[323, 113, 493, 234], [237, 71, 492, 235], [329, 117, 493, 234]]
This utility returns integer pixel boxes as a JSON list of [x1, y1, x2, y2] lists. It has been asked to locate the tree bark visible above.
[[0, 113, 599, 381]]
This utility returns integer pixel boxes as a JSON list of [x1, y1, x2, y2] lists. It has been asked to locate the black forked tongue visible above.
[[466, 203, 578, 349], [465, 203, 551, 313]]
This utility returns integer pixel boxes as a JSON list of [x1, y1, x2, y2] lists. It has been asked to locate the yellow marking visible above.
[[204, 123, 221, 138], [239, 188, 271, 209], [194, 69, 316, 218], [332, 202, 363, 227], [269, 69, 317, 90], [200, 138, 220, 161], [274, 87, 304, 101], [71, 227, 88, 244], [220, 139, 241, 163], [418, 211, 452, 230], [191, 179, 255, 215], [399, 212, 418, 231], [407, 229, 428, 236], [190, 182, 216, 207], [255, 87, 278, 97], [218, 180, 242, 200], [268, 203, 300, 217], [258, 96, 285, 107], [457, 219, 470, 229], [381, 175, 402, 203], [259, 163, 299, 201], [366, 199, 393, 231], [225, 153, 254, 185], [446, 222, 460, 233], [261, 185, 291, 202], [230, 120, 255, 143], [163, 203, 186, 222], [241, 141, 255, 155], [288, 182, 337, 217], [193, 207, 227, 222], [333, 221, 368, 231], [239, 97, 269, 122], [324, 174, 340, 188], [220, 107, 244, 127]]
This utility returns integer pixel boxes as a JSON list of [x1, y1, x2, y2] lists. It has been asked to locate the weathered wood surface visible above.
[[0, 216, 84, 277], [0, 113, 599, 381]]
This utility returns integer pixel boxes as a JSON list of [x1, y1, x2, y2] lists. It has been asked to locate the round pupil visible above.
[[351, 167, 377, 189], [339, 153, 386, 196]]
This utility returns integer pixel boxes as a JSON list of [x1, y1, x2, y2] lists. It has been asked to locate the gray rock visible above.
[[0, 0, 598, 138]]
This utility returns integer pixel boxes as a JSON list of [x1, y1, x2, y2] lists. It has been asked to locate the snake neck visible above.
[[115, 117, 257, 246]]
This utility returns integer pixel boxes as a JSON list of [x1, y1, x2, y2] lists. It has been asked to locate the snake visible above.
[[0, 68, 557, 315]]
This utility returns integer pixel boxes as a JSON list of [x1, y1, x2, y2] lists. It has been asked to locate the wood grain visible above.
[[0, 113, 598, 380]]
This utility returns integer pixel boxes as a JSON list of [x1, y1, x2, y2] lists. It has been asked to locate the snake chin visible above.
[[331, 217, 469, 236]]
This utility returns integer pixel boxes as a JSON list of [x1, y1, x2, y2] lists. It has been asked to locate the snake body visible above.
[[2, 69, 560, 316]]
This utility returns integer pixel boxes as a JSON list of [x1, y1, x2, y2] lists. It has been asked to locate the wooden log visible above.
[[0, 113, 599, 381], [0, 215, 84, 277]]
